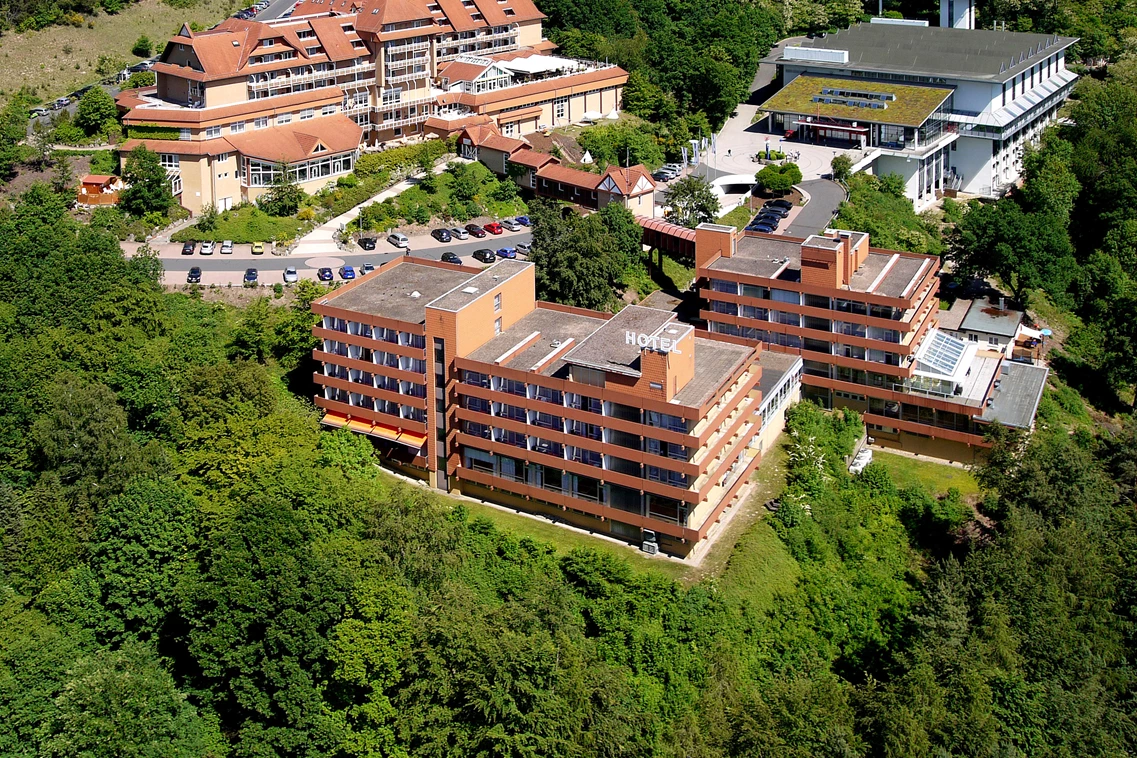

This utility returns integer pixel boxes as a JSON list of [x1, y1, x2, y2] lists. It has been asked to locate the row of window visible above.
[[710, 321, 903, 365], [708, 281, 908, 320], [188, 106, 339, 142], [709, 300, 902, 342], [323, 317, 427, 348], [323, 387, 427, 422], [245, 154, 354, 187]]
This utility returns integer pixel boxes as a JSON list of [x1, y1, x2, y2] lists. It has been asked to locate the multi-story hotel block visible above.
[[695, 224, 1047, 460], [115, 0, 626, 213], [759, 18, 1077, 209], [311, 256, 802, 555]]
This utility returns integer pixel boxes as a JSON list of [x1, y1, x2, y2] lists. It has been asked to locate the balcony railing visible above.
[[376, 110, 430, 129], [384, 40, 430, 54], [342, 99, 371, 115], [385, 69, 430, 85], [247, 61, 376, 91]]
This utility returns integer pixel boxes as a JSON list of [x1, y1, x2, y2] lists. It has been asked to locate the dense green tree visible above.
[[119, 145, 174, 217], [258, 162, 306, 217], [131, 34, 152, 57], [755, 161, 802, 194], [665, 175, 720, 228], [527, 199, 627, 309], [74, 87, 118, 136]]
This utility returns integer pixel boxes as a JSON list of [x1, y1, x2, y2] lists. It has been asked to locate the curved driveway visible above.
[[783, 179, 847, 238]]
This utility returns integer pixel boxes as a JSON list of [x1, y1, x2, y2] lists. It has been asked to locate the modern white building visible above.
[[759, 19, 1078, 209]]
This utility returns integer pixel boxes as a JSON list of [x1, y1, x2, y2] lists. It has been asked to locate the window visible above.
[[554, 96, 567, 120], [321, 104, 335, 116], [179, 127, 191, 140], [299, 109, 314, 121], [494, 317, 502, 336], [230, 121, 246, 133], [205, 125, 221, 139], [306, 46, 322, 56], [261, 38, 276, 47], [254, 116, 269, 129], [493, 293, 502, 312], [159, 154, 180, 170], [277, 113, 292, 125]]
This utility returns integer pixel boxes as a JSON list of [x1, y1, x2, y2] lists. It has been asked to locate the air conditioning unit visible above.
[[641, 541, 659, 555]]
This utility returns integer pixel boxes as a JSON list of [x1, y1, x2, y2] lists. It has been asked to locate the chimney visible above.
[[998, 296, 1005, 310]]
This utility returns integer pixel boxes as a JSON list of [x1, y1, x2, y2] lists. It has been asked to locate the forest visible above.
[[0, 164, 1134, 756]]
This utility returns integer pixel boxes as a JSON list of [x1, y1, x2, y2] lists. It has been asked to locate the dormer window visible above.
[[341, 23, 354, 31], [503, 8, 515, 15], [261, 38, 276, 47], [306, 46, 322, 55]]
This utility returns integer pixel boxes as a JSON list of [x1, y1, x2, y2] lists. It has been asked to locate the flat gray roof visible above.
[[564, 306, 684, 377], [428, 259, 531, 311], [960, 297, 1023, 338], [937, 297, 971, 332], [465, 306, 605, 377], [981, 362, 1048, 429], [757, 350, 802, 399], [781, 23, 1078, 82], [325, 262, 474, 324], [847, 253, 930, 298], [671, 338, 753, 407], [708, 235, 803, 279]]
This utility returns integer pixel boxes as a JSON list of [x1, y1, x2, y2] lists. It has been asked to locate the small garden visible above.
[[350, 160, 527, 233], [170, 206, 304, 245]]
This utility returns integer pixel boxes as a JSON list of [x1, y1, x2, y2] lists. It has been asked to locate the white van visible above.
[[387, 232, 409, 249]]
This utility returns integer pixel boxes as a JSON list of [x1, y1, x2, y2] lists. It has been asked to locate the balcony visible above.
[[376, 111, 430, 130], [247, 61, 376, 91], [385, 39, 430, 54], [342, 99, 371, 115], [436, 29, 519, 61], [385, 68, 430, 85]]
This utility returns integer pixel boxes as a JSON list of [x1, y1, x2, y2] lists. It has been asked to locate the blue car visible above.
[[496, 247, 517, 259], [339, 265, 356, 280], [514, 215, 531, 226]]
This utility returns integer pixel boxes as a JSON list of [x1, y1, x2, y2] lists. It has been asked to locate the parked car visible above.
[[449, 227, 469, 240], [652, 170, 672, 182], [251, 241, 265, 254], [752, 215, 780, 229], [50, 97, 70, 110], [339, 265, 356, 280], [496, 247, 517, 259], [501, 218, 521, 232], [186, 266, 202, 283], [387, 232, 410, 248], [220, 239, 234, 254], [514, 215, 531, 226], [431, 228, 452, 243], [359, 237, 377, 250], [849, 448, 873, 475], [757, 206, 788, 219], [361, 262, 375, 274], [181, 242, 196, 255], [516, 242, 532, 255], [283, 266, 299, 283], [483, 222, 503, 235], [765, 199, 794, 210], [464, 223, 487, 238], [243, 268, 258, 284], [200, 241, 215, 255], [317, 267, 334, 281], [472, 248, 496, 264], [441, 251, 462, 264], [29, 107, 48, 118], [749, 222, 777, 234]]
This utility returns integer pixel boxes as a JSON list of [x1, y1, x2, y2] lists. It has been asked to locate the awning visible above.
[[498, 105, 543, 123], [321, 413, 349, 428], [347, 419, 373, 433], [396, 430, 428, 448]]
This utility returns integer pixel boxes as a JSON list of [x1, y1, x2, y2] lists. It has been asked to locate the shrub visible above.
[[61, 11, 84, 26], [132, 36, 153, 57]]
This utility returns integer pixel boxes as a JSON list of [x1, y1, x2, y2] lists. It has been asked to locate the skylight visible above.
[[915, 330, 967, 377]]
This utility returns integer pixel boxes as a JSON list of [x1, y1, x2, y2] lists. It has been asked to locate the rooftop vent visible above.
[[232, 40, 240, 46], [551, 340, 562, 347], [461, 286, 479, 294], [410, 291, 421, 298]]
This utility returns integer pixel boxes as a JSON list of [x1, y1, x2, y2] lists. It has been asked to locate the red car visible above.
[[483, 221, 503, 235]]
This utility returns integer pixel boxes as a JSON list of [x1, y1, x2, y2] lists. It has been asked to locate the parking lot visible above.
[[144, 224, 534, 287]]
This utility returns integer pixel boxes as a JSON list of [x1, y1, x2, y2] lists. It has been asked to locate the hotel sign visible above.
[[626, 331, 682, 354]]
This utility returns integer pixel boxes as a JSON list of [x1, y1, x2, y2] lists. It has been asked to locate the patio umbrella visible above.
[[606, 109, 619, 120], [582, 110, 603, 122]]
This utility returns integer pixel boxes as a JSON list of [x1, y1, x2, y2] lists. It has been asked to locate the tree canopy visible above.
[[665, 175, 720, 228]]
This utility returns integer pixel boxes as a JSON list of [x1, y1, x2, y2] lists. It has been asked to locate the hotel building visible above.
[[758, 19, 1078, 209], [115, 0, 626, 213], [311, 256, 802, 555], [695, 224, 1047, 460]]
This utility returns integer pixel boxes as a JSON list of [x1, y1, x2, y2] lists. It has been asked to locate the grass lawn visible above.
[[873, 451, 981, 498], [717, 204, 753, 230], [0, 0, 234, 104], [171, 206, 305, 244], [461, 500, 691, 581], [660, 253, 694, 291]]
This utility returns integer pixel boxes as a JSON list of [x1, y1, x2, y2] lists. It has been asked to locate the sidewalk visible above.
[[291, 157, 464, 259]]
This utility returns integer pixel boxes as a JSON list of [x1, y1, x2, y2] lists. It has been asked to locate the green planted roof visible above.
[[759, 75, 953, 128]]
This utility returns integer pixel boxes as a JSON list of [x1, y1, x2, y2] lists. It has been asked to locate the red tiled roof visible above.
[[599, 164, 656, 195], [224, 113, 363, 162], [507, 149, 557, 168], [536, 163, 602, 189], [636, 215, 696, 241], [480, 134, 527, 153], [437, 59, 491, 82], [531, 38, 557, 52], [497, 104, 543, 123], [122, 87, 343, 126], [423, 113, 493, 134], [82, 174, 116, 183], [467, 66, 627, 107], [120, 137, 235, 157]]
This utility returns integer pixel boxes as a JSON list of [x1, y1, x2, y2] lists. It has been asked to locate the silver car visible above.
[[283, 266, 299, 283], [449, 227, 469, 240], [501, 218, 522, 232]]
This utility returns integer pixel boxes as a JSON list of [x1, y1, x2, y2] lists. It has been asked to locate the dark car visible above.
[[514, 215, 531, 226], [186, 266, 202, 283], [496, 247, 517, 259], [483, 222, 503, 235], [749, 222, 777, 234], [441, 251, 462, 264], [181, 241, 196, 255], [431, 228, 452, 243], [765, 199, 794, 211], [359, 237, 377, 250], [243, 268, 258, 284], [752, 214, 780, 228], [339, 265, 356, 280], [472, 248, 496, 264], [758, 205, 789, 218], [317, 267, 334, 282], [465, 223, 487, 238]]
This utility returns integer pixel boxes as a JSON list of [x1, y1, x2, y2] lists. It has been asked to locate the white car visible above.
[[516, 242, 531, 255], [387, 232, 409, 249], [200, 240, 215, 255], [449, 227, 469, 240], [501, 218, 522, 232], [849, 448, 873, 475], [220, 240, 234, 254], [283, 266, 298, 283]]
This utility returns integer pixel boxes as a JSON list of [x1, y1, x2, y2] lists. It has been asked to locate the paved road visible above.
[[255, 0, 300, 21], [159, 230, 533, 286], [783, 179, 847, 238]]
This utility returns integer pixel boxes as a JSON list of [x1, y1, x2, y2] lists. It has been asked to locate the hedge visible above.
[[125, 123, 182, 141]]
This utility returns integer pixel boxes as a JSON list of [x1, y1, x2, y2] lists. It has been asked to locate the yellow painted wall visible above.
[[206, 79, 248, 108], [516, 19, 543, 47]]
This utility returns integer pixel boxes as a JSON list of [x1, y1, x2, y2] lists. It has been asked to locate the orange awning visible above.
[[369, 423, 401, 441], [321, 413, 349, 428], [396, 430, 427, 448], [347, 419, 374, 433]]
